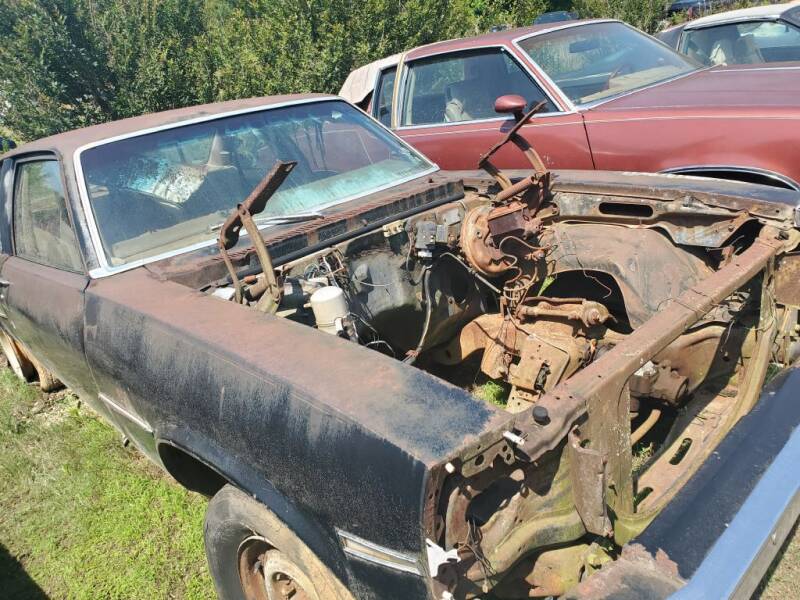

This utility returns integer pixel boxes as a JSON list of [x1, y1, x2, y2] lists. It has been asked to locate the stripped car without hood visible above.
[[1, 95, 798, 599]]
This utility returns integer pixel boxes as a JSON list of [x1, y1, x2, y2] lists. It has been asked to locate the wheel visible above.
[[23, 348, 63, 392], [0, 331, 62, 392], [34, 360, 62, 393], [204, 485, 353, 600], [0, 330, 35, 381]]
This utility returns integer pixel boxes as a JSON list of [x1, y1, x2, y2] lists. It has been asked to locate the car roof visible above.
[[339, 53, 402, 105], [338, 18, 615, 101], [684, 1, 800, 30], [1, 93, 333, 161], [403, 18, 611, 60]]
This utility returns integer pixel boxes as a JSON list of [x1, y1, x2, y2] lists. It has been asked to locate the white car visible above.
[[658, 1, 800, 65]]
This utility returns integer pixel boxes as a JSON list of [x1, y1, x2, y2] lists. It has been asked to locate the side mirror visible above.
[[494, 95, 527, 122]]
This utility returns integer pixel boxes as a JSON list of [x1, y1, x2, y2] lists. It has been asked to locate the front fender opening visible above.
[[158, 442, 228, 497]]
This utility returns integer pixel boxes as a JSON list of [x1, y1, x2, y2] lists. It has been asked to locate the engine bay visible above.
[[201, 156, 800, 598], [212, 172, 767, 419]]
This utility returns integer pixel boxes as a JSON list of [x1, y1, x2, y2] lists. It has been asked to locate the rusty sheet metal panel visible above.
[[549, 170, 800, 224], [775, 253, 800, 307], [545, 223, 713, 328]]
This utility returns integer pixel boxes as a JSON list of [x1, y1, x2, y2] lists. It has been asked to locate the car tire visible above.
[[204, 484, 353, 600], [34, 362, 62, 393], [26, 349, 63, 392]]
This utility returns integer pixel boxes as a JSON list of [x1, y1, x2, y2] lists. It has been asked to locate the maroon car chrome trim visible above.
[[98, 393, 153, 434], [661, 165, 800, 191]]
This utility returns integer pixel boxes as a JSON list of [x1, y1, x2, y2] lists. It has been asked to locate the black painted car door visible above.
[[0, 157, 97, 399]]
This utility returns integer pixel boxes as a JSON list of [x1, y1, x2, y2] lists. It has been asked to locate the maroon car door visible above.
[[391, 47, 593, 171]]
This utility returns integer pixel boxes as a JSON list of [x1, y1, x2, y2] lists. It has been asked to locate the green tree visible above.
[[0, 0, 207, 140], [572, 0, 665, 33]]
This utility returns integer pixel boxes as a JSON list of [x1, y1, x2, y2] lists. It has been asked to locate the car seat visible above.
[[444, 53, 507, 122], [734, 34, 765, 64]]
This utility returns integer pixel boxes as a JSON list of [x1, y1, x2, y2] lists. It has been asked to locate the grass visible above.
[[0, 364, 796, 599], [631, 442, 654, 476], [474, 379, 508, 407], [0, 368, 214, 599]]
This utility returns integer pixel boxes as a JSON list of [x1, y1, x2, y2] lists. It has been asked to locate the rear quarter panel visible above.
[[583, 106, 800, 185]]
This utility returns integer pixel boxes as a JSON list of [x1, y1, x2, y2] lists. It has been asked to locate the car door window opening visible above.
[[401, 48, 556, 127], [373, 67, 397, 127], [12, 160, 83, 272]]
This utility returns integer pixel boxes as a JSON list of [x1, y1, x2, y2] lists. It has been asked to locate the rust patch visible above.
[[775, 253, 800, 307]]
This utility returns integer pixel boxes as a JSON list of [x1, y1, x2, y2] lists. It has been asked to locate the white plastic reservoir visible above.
[[310, 286, 348, 335]]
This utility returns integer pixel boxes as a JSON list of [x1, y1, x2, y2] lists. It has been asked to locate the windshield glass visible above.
[[519, 22, 698, 105], [80, 100, 433, 266], [681, 20, 800, 66]]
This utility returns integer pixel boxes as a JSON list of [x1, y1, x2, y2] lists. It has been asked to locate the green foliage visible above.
[[0, 0, 208, 140], [188, 0, 463, 101], [474, 378, 509, 406], [572, 0, 665, 33], [0, 0, 731, 140]]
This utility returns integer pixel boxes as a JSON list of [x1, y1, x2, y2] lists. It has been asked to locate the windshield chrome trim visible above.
[[74, 97, 437, 279], [512, 20, 701, 111], [712, 65, 800, 73], [684, 14, 784, 30], [576, 67, 707, 110]]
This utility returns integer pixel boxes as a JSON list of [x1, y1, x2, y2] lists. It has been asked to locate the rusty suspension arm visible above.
[[511, 229, 785, 496], [478, 100, 550, 191]]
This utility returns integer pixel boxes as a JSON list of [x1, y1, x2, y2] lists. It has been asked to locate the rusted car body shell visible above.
[[2, 96, 800, 597], [83, 267, 510, 596]]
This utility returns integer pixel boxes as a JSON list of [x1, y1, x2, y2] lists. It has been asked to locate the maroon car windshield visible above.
[[519, 22, 698, 105]]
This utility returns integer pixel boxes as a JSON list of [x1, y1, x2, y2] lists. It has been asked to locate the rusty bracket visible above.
[[478, 100, 550, 192], [218, 161, 296, 311], [774, 252, 800, 308], [569, 429, 612, 536]]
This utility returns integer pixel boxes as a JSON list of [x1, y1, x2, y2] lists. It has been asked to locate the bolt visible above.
[[532, 405, 550, 425], [503, 430, 526, 446]]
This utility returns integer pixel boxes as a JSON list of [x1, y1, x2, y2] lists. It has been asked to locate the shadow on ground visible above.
[[0, 542, 48, 599]]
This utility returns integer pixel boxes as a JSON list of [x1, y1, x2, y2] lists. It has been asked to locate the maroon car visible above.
[[340, 19, 800, 190]]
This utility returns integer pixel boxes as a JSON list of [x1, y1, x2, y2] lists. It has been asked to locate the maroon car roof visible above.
[[403, 19, 609, 60], [2, 93, 332, 160]]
